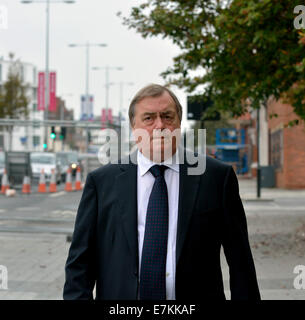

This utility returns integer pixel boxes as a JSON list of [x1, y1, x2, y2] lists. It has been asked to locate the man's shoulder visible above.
[[205, 154, 231, 171], [184, 148, 230, 171], [88, 154, 136, 180], [89, 163, 123, 178]]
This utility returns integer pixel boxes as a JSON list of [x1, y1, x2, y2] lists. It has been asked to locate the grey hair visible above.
[[128, 84, 183, 126]]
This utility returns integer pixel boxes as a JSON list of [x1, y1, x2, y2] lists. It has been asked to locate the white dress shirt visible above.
[[137, 149, 179, 300]]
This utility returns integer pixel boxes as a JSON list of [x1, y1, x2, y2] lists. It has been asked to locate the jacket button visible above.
[[134, 270, 138, 276]]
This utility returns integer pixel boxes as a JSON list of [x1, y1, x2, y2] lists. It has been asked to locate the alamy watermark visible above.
[[0, 5, 8, 30], [0, 265, 8, 290], [293, 265, 305, 289], [96, 122, 207, 175], [294, 5, 305, 29]]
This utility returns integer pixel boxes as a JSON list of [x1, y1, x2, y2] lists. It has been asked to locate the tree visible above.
[[0, 53, 30, 150], [119, 0, 305, 123]]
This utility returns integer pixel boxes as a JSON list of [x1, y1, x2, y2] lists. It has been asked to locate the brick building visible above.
[[267, 98, 305, 189], [234, 99, 305, 189]]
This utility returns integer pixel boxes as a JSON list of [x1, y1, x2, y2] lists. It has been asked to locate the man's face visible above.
[[131, 91, 181, 162]]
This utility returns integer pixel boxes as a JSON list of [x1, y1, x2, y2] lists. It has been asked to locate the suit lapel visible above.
[[176, 156, 201, 266], [115, 156, 138, 267]]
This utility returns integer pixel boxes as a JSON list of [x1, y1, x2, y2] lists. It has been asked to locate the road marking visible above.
[[51, 210, 76, 216], [16, 207, 39, 211], [244, 206, 305, 212], [62, 210, 76, 216], [0, 209, 6, 213], [51, 210, 61, 214], [49, 191, 66, 198]]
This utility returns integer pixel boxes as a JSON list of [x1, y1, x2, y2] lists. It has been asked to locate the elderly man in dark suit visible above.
[[63, 84, 260, 300]]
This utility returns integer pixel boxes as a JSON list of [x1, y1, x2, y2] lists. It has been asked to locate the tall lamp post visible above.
[[92, 66, 123, 122], [119, 81, 134, 122], [68, 42, 107, 120], [21, 0, 76, 151]]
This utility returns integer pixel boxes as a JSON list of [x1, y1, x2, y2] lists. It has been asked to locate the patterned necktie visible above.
[[139, 165, 169, 300]]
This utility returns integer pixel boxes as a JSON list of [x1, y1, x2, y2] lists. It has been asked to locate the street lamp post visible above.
[[21, 0, 76, 151], [69, 42, 107, 121], [119, 81, 134, 122], [92, 66, 123, 122]]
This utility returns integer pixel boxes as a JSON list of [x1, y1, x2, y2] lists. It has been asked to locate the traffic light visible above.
[[50, 126, 56, 140], [60, 127, 66, 140]]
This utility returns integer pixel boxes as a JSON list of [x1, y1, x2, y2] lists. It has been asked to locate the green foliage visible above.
[[119, 0, 305, 121], [0, 53, 30, 119]]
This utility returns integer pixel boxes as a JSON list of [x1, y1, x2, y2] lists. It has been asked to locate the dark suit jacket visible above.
[[63, 149, 260, 300]]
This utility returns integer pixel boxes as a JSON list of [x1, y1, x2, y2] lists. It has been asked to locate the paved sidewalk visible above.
[[0, 232, 70, 299], [238, 177, 305, 200]]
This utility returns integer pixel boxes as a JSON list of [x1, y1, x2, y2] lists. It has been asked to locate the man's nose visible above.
[[154, 115, 165, 129]]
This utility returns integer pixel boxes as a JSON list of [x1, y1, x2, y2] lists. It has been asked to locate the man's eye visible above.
[[144, 116, 152, 121]]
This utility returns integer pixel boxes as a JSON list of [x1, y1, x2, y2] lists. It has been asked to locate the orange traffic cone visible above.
[[65, 167, 73, 192], [38, 169, 47, 193], [1, 169, 9, 194], [22, 175, 31, 194], [74, 166, 82, 191], [49, 169, 57, 193]]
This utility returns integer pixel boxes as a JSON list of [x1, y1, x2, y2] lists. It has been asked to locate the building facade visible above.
[[268, 98, 305, 189], [0, 56, 45, 152]]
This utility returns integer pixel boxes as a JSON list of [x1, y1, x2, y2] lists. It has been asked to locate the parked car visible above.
[[0, 151, 5, 188], [57, 151, 82, 179], [30, 152, 61, 184]]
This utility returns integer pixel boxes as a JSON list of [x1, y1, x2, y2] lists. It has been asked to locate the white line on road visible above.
[[16, 207, 39, 211], [244, 206, 305, 212], [51, 210, 76, 216], [49, 191, 66, 198]]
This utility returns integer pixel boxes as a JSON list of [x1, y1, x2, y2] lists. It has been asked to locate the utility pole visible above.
[[21, 0, 76, 151], [68, 42, 107, 121], [256, 108, 261, 198], [92, 65, 123, 126]]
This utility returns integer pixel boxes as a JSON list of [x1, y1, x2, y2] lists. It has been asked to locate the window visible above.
[[270, 129, 283, 170], [33, 136, 40, 147]]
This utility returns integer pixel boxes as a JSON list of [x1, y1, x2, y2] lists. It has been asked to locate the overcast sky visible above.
[[0, 0, 193, 130]]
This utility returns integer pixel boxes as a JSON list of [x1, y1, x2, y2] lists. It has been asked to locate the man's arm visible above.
[[63, 172, 98, 300], [221, 166, 261, 300]]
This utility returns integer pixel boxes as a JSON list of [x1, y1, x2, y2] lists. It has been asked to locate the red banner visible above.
[[108, 109, 113, 123], [101, 108, 106, 121], [37, 72, 45, 111], [49, 72, 56, 112]]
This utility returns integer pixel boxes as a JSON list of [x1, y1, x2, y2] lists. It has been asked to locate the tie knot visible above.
[[149, 165, 168, 178]]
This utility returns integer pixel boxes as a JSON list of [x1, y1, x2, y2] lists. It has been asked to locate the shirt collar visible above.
[[137, 149, 180, 177]]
